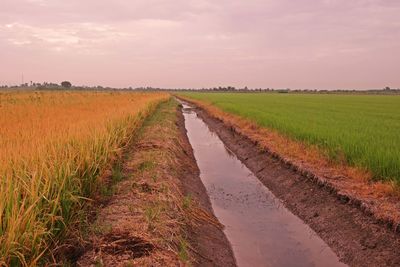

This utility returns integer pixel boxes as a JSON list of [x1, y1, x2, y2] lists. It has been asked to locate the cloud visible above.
[[1, 22, 128, 54], [0, 0, 399, 88]]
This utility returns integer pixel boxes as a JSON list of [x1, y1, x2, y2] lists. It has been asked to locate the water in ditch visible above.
[[181, 102, 347, 267]]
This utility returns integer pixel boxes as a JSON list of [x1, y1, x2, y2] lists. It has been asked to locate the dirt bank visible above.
[[183, 100, 400, 267], [77, 99, 236, 266]]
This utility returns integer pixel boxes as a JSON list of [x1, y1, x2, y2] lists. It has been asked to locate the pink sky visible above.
[[1, 0, 399, 89]]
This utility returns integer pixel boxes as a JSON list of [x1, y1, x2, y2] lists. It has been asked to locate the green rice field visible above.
[[180, 92, 400, 183]]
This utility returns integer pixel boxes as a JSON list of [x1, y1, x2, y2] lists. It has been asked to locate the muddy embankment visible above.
[[77, 99, 236, 266], [179, 98, 400, 267]]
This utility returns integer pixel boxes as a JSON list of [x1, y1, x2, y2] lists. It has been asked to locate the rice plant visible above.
[[181, 92, 400, 183], [0, 90, 169, 265]]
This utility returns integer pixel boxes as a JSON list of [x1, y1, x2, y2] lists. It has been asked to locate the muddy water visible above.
[[181, 103, 347, 267]]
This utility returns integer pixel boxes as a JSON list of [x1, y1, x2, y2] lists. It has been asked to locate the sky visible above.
[[0, 0, 399, 89]]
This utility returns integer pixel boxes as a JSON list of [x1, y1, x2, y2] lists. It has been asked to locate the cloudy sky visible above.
[[1, 0, 399, 89]]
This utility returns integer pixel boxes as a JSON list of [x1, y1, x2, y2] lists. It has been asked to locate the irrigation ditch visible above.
[[178, 98, 400, 267], [181, 101, 345, 267]]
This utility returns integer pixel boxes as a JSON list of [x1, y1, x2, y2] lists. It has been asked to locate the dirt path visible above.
[[189, 104, 400, 267], [77, 99, 236, 266]]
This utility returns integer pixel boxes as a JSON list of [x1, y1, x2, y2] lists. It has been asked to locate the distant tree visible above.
[[61, 81, 72, 88], [384, 86, 391, 91]]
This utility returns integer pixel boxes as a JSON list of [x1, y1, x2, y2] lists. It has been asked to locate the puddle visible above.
[[180, 102, 347, 267]]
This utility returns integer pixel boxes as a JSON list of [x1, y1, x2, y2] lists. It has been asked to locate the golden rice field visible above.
[[0, 90, 169, 266]]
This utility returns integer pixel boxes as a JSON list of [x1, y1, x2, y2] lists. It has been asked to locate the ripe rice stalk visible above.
[[0, 90, 169, 265]]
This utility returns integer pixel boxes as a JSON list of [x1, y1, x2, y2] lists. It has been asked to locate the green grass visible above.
[[180, 92, 400, 183]]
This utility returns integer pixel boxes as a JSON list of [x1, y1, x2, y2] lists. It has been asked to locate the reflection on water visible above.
[[181, 102, 347, 267]]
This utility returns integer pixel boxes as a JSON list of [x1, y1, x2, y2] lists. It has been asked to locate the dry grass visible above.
[[0, 90, 169, 266]]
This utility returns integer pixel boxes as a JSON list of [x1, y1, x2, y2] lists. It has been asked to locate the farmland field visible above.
[[180, 92, 400, 183], [2, 90, 400, 266], [0, 90, 168, 265]]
